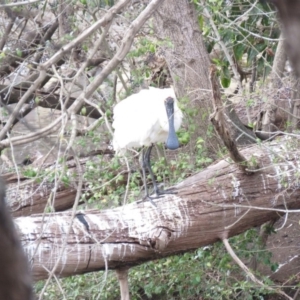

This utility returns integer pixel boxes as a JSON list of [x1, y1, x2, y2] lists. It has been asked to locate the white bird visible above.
[[112, 87, 183, 202]]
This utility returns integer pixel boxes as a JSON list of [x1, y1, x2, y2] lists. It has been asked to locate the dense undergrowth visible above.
[[33, 0, 285, 298]]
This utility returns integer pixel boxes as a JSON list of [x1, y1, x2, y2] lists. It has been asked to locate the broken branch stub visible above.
[[209, 65, 256, 173]]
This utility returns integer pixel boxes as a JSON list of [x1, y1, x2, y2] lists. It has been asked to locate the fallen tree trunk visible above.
[[16, 139, 300, 281], [4, 160, 80, 217], [3, 150, 113, 217]]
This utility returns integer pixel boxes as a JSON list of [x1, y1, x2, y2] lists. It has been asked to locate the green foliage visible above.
[[195, 0, 278, 83], [0, 51, 6, 63], [16, 48, 22, 57], [127, 37, 173, 87], [22, 168, 38, 178]]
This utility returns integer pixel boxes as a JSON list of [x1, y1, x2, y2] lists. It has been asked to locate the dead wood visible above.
[[15, 140, 300, 281], [0, 103, 33, 129], [0, 0, 152, 152], [0, 84, 102, 120], [3, 149, 118, 218], [4, 163, 80, 218], [0, 16, 57, 79]]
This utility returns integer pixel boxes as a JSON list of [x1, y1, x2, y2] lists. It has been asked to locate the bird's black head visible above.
[[165, 96, 174, 106], [164, 97, 175, 116], [164, 96, 175, 120], [164, 96, 179, 150]]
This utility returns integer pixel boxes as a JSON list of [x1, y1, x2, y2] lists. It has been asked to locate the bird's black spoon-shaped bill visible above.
[[165, 97, 180, 150]]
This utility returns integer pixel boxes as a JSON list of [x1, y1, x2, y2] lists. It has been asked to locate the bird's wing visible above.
[[112, 93, 161, 151]]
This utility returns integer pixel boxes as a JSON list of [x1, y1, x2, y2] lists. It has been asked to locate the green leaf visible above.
[[16, 48, 22, 57], [198, 15, 204, 31], [233, 44, 245, 61], [256, 42, 267, 53], [221, 76, 230, 88], [247, 47, 258, 64], [80, 106, 87, 116], [221, 30, 233, 43]]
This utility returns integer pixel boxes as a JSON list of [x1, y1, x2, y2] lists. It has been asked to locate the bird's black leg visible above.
[[144, 144, 161, 196], [141, 145, 158, 206], [141, 147, 151, 198], [141, 145, 177, 206]]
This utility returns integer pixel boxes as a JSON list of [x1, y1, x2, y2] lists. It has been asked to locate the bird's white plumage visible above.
[[112, 87, 183, 153]]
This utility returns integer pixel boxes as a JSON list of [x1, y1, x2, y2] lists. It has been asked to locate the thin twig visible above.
[[38, 150, 84, 299], [223, 238, 293, 300]]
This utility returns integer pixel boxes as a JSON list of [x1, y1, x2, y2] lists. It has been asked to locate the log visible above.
[[4, 150, 122, 217], [4, 162, 79, 217], [16, 140, 300, 281]]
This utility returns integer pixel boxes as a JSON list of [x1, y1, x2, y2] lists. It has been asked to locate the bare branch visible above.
[[0, 0, 40, 7], [42, 0, 131, 70], [82, 0, 165, 100], [0, 0, 129, 148], [0, 15, 15, 50], [0, 0, 163, 151]]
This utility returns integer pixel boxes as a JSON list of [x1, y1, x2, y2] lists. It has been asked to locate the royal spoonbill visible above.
[[112, 87, 183, 202]]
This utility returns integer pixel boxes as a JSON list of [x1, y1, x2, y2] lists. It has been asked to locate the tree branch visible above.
[[0, 0, 40, 7], [209, 65, 254, 173]]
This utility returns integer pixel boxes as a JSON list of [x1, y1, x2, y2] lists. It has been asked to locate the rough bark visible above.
[[16, 140, 300, 281], [271, 32, 287, 89], [271, 0, 300, 77], [235, 31, 289, 142], [153, 0, 211, 100], [152, 0, 216, 147], [264, 2, 300, 134], [153, 0, 255, 148], [3, 150, 114, 217]]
